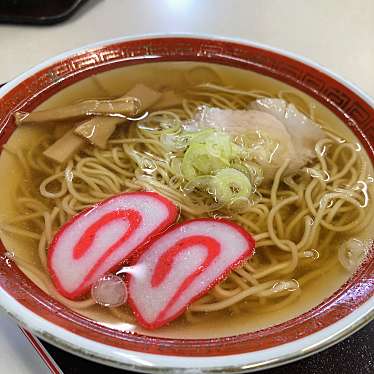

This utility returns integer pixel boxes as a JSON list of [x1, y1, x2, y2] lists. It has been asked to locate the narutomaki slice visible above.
[[48, 192, 178, 300], [127, 218, 255, 329]]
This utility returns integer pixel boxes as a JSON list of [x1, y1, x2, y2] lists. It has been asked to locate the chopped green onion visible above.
[[210, 168, 252, 204]]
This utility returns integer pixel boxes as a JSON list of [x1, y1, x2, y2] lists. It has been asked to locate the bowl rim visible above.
[[0, 292, 372, 373], [0, 33, 373, 372], [2, 32, 374, 108]]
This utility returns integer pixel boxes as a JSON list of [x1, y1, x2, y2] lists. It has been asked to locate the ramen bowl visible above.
[[0, 35, 373, 372]]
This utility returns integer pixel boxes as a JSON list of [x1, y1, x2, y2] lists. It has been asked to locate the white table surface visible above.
[[0, 312, 55, 373], [0, 0, 373, 373]]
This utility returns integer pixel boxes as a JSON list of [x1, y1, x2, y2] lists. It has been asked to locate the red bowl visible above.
[[0, 36, 373, 372]]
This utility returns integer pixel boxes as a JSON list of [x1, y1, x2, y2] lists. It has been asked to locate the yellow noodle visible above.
[[1, 82, 372, 325]]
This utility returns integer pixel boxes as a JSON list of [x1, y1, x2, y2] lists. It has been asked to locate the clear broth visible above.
[[0, 62, 372, 338]]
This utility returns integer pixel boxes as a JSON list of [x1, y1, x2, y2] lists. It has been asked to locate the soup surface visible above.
[[0, 62, 372, 338]]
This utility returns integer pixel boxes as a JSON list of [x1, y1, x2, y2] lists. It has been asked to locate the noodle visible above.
[[1, 79, 372, 325]]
